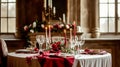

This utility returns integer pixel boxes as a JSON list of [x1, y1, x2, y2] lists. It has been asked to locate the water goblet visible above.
[[36, 35, 45, 51], [69, 36, 78, 54], [78, 34, 85, 53]]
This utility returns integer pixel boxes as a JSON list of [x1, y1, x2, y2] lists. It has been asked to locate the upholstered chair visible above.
[[0, 39, 8, 67]]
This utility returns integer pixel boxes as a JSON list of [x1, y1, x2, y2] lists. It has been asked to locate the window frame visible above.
[[0, 0, 16, 34], [99, 0, 120, 34]]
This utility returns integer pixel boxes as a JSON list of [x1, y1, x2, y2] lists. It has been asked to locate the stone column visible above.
[[81, 0, 89, 33], [67, 0, 80, 25], [67, 0, 73, 23], [89, 0, 100, 38]]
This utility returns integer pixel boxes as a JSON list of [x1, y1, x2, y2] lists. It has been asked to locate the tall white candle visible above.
[[73, 21, 76, 38], [45, 27, 48, 49], [48, 25, 51, 43], [63, 13, 65, 23], [70, 28, 72, 48], [70, 28, 72, 40], [48, 0, 52, 8], [45, 27, 48, 38], [48, 0, 51, 7], [53, 7, 56, 14], [44, 0, 46, 9], [50, 0, 52, 8]]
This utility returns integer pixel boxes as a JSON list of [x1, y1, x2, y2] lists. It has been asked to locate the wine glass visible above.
[[36, 35, 45, 50], [78, 34, 85, 53], [69, 36, 78, 54]]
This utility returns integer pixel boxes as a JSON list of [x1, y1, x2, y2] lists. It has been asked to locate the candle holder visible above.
[[42, 6, 56, 25]]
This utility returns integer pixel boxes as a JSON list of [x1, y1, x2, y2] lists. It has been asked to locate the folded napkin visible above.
[[35, 51, 74, 67], [37, 55, 74, 67], [81, 49, 107, 55]]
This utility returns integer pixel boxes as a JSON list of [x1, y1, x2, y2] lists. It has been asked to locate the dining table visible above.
[[73, 53, 111, 67], [7, 50, 74, 67], [7, 49, 112, 67]]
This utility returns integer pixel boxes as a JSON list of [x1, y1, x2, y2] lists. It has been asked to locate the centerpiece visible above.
[[22, 0, 79, 53], [22, 20, 76, 50]]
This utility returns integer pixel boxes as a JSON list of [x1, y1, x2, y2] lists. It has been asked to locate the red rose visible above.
[[51, 41, 62, 52], [24, 25, 29, 31], [84, 49, 90, 52], [34, 47, 39, 51], [56, 42, 61, 46], [52, 43, 58, 49]]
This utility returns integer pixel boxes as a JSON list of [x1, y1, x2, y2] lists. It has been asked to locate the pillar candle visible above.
[[44, 0, 46, 9], [53, 7, 56, 14], [48, 25, 51, 43], [63, 13, 65, 23], [73, 21, 76, 38], [70, 28, 72, 40], [64, 29, 67, 46], [48, 0, 52, 8], [50, 0, 52, 8], [48, 0, 51, 7], [45, 27, 48, 47]]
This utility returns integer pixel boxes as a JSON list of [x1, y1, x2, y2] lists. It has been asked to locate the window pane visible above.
[[118, 0, 120, 2], [118, 4, 120, 17], [8, 3, 16, 17], [8, 18, 16, 32], [109, 18, 115, 32], [100, 18, 108, 32], [99, 0, 108, 3], [1, 0, 7, 2], [109, 0, 115, 3], [8, 0, 16, 2], [118, 18, 120, 32], [100, 4, 108, 17], [1, 18, 7, 32], [109, 4, 115, 17], [1, 3, 7, 17]]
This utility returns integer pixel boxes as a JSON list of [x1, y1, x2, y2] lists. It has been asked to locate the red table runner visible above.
[[26, 51, 74, 67]]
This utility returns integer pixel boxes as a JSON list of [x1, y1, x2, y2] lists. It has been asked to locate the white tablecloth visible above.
[[7, 52, 111, 67], [73, 53, 112, 67]]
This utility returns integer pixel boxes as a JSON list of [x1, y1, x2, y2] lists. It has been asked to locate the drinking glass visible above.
[[69, 36, 78, 54], [36, 35, 45, 50], [78, 34, 85, 53]]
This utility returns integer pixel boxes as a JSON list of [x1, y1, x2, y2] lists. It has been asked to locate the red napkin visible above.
[[43, 56, 74, 67], [36, 51, 74, 67]]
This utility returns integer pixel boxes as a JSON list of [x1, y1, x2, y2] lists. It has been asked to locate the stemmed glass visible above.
[[46, 37, 51, 49], [78, 34, 85, 53], [36, 35, 45, 50], [69, 36, 78, 54]]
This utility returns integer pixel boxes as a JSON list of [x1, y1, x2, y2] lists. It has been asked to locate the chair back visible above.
[[0, 39, 8, 57]]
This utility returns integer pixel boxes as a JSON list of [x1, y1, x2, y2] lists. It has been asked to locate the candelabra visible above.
[[42, 0, 56, 24]]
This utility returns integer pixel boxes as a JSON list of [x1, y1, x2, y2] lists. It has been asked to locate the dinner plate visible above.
[[15, 49, 38, 53], [16, 49, 31, 52], [59, 53, 74, 57]]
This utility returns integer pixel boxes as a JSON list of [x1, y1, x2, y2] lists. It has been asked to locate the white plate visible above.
[[16, 49, 32, 52], [59, 53, 74, 57]]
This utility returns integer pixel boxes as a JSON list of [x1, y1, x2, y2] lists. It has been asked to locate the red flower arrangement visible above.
[[23, 20, 75, 34], [51, 23, 74, 33], [22, 20, 76, 48], [50, 42, 61, 52]]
